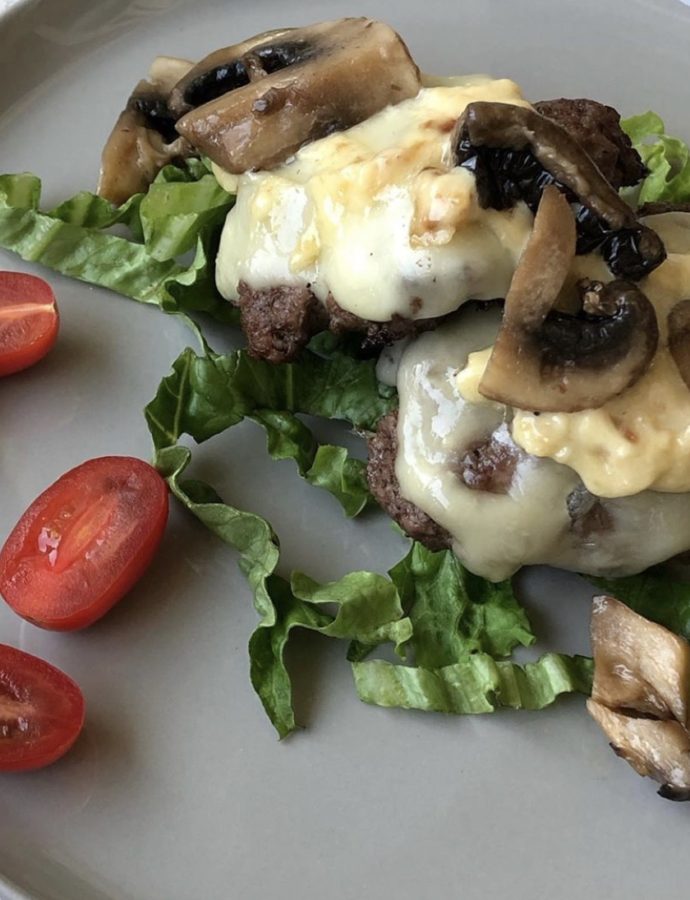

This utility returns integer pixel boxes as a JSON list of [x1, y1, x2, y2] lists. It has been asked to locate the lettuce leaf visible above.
[[352, 653, 593, 714], [291, 571, 411, 651], [144, 342, 396, 516], [389, 543, 534, 666], [154, 444, 410, 737], [155, 444, 589, 734], [0, 172, 41, 209], [146, 343, 395, 442], [588, 572, 690, 641], [0, 165, 236, 323], [49, 188, 143, 236], [349, 543, 591, 715], [248, 576, 410, 739], [622, 111, 690, 204], [139, 172, 232, 262]]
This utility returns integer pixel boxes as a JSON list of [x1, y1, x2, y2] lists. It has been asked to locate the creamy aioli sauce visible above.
[[456, 215, 690, 498], [216, 76, 533, 321], [396, 305, 690, 581]]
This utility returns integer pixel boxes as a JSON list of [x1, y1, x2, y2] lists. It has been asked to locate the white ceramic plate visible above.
[[1, 1, 690, 898]]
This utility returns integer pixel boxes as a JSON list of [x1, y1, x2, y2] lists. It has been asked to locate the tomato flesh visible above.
[[0, 457, 169, 630], [0, 271, 59, 377], [0, 644, 84, 772]]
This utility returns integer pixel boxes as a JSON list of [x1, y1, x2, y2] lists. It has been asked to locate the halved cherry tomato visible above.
[[0, 643, 85, 772], [0, 457, 169, 630], [0, 271, 59, 377]]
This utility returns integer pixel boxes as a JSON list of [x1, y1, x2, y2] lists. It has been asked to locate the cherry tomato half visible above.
[[0, 271, 59, 377], [0, 643, 85, 772], [0, 457, 169, 630]]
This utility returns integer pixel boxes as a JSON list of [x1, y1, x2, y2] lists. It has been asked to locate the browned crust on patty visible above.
[[237, 282, 329, 364], [366, 410, 452, 551], [238, 282, 439, 363], [534, 98, 647, 189]]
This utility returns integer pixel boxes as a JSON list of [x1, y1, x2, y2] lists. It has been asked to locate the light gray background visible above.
[[0, 1, 688, 898]]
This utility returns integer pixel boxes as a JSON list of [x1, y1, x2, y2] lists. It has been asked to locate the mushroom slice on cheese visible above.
[[175, 18, 421, 173], [478, 187, 658, 412], [167, 28, 296, 116], [452, 100, 666, 280]]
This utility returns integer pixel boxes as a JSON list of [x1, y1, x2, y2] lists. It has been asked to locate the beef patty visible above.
[[237, 99, 646, 363], [533, 97, 647, 189]]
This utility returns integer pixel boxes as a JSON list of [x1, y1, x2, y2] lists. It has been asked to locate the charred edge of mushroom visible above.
[[668, 299, 690, 390], [178, 38, 319, 109], [182, 59, 251, 109], [658, 784, 690, 802], [127, 93, 179, 144], [452, 102, 666, 280], [253, 39, 318, 73]]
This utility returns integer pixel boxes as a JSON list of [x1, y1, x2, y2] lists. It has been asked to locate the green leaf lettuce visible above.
[[0, 164, 236, 323], [145, 343, 396, 516], [622, 111, 690, 204]]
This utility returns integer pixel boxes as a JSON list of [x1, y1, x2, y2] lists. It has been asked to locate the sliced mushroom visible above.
[[587, 596, 690, 801], [97, 56, 195, 205], [591, 595, 690, 725], [587, 700, 690, 801], [174, 18, 421, 173], [168, 29, 296, 116], [668, 299, 690, 390], [478, 186, 659, 412], [452, 101, 666, 280]]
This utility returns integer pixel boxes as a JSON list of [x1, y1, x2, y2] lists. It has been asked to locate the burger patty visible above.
[[237, 283, 328, 364], [533, 98, 647, 189], [368, 408, 621, 552], [237, 282, 438, 363], [237, 98, 646, 363]]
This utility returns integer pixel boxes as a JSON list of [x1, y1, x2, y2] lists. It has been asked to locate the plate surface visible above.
[[1, 1, 690, 898]]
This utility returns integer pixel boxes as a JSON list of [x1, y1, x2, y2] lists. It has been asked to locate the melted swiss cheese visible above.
[[215, 76, 533, 321]]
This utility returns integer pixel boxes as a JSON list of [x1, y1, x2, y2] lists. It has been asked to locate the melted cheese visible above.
[[215, 77, 533, 321], [396, 306, 690, 581], [456, 216, 690, 498]]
